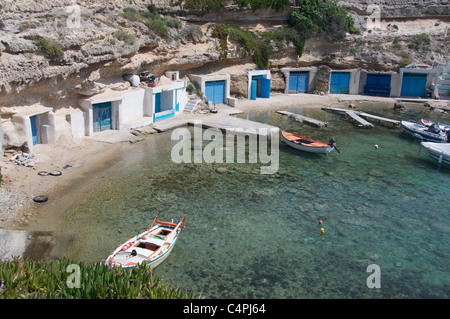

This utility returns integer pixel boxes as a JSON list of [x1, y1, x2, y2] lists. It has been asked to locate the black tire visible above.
[[38, 171, 49, 176], [49, 170, 62, 176], [33, 195, 48, 203]]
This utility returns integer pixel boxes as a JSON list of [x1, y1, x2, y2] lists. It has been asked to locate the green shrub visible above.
[[120, 7, 141, 21], [288, 0, 355, 43], [211, 24, 270, 69], [392, 37, 402, 50], [35, 37, 63, 59], [234, 0, 289, 10], [19, 21, 40, 32], [183, 0, 226, 10], [114, 30, 135, 44], [408, 33, 431, 51], [0, 257, 195, 299], [262, 27, 305, 56], [146, 18, 169, 40]]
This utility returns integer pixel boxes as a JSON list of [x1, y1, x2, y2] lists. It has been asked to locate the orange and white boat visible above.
[[105, 212, 186, 269], [281, 130, 340, 154]]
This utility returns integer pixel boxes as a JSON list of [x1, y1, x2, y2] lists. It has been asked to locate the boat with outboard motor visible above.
[[421, 119, 450, 132], [401, 120, 450, 143], [281, 130, 340, 154]]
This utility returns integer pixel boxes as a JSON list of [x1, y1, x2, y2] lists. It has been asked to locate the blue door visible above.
[[154, 93, 161, 113], [250, 79, 258, 100], [205, 81, 225, 105], [260, 78, 271, 98], [330, 72, 350, 94], [401, 73, 427, 97], [289, 71, 308, 93], [363, 74, 391, 97], [30, 115, 38, 145], [93, 102, 112, 132]]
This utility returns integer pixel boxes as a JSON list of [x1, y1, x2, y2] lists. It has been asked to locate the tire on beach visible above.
[[33, 195, 48, 203], [38, 171, 49, 176], [49, 170, 62, 176]]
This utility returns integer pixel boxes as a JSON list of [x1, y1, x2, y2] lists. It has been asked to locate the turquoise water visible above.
[[49, 103, 449, 298]]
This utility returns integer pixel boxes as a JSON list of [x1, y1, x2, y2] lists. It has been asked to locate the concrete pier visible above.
[[276, 111, 328, 127], [153, 113, 279, 136]]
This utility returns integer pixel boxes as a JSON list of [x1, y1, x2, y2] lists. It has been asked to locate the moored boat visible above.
[[401, 120, 449, 143], [421, 119, 450, 132], [420, 142, 450, 165], [105, 212, 186, 269], [280, 130, 339, 154]]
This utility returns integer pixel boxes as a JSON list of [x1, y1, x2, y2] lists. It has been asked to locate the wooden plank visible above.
[[345, 110, 374, 128], [277, 111, 328, 127], [321, 107, 373, 128], [357, 111, 400, 126]]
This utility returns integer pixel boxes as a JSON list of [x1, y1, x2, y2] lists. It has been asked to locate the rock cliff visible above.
[[0, 1, 449, 108]]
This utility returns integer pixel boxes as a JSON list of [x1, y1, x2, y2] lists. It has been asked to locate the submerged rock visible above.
[[216, 167, 227, 174]]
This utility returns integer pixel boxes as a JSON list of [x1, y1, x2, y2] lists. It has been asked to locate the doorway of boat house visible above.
[[93, 102, 112, 132], [289, 71, 309, 93], [30, 115, 38, 145], [330, 72, 350, 94], [250, 75, 271, 100]]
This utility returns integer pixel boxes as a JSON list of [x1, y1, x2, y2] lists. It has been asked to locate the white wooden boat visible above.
[[105, 213, 186, 269], [281, 130, 339, 154], [420, 142, 450, 165], [401, 121, 449, 143]]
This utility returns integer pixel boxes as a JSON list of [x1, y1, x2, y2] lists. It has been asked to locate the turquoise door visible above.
[[250, 79, 257, 100], [93, 102, 112, 132], [30, 115, 38, 145], [154, 93, 161, 113], [260, 78, 271, 98], [330, 72, 350, 94], [401, 73, 427, 97], [205, 81, 226, 105], [289, 71, 308, 93]]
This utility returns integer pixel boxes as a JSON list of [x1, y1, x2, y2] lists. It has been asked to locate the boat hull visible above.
[[421, 142, 450, 165], [401, 121, 448, 143], [281, 131, 334, 154]]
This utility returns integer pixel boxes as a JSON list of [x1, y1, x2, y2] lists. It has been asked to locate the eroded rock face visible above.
[[0, 117, 4, 157], [0, 0, 448, 108]]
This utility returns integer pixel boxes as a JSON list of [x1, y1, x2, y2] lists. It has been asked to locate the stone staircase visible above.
[[184, 97, 201, 113], [436, 61, 450, 98]]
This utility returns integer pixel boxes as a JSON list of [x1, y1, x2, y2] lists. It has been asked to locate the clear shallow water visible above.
[[44, 103, 450, 298]]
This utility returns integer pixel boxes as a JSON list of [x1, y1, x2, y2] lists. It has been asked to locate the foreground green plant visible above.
[[0, 258, 195, 299]]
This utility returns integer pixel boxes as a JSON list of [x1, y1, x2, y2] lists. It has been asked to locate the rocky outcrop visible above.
[[0, 0, 448, 109], [0, 116, 4, 157]]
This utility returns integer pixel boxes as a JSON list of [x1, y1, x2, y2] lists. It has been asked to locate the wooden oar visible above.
[[148, 210, 160, 230]]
